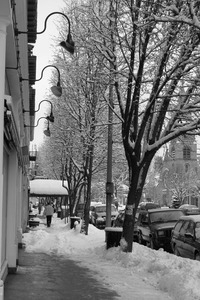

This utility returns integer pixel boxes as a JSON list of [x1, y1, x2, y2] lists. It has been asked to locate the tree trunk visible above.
[[122, 155, 154, 252], [122, 183, 142, 252]]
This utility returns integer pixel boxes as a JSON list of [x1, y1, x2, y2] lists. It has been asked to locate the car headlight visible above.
[[157, 230, 165, 236]]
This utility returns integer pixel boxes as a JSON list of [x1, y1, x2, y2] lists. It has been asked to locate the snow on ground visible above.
[[24, 213, 200, 300]]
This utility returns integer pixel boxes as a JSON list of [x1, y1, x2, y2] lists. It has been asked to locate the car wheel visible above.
[[174, 245, 180, 256], [138, 232, 146, 245], [194, 252, 200, 261]]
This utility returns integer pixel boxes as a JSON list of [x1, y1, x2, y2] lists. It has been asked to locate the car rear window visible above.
[[95, 206, 106, 212], [140, 203, 160, 210], [195, 222, 200, 240], [174, 220, 184, 232], [150, 210, 183, 223], [95, 205, 117, 213], [179, 221, 190, 234]]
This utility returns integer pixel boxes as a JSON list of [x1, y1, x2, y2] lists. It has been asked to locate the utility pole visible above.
[[106, 0, 115, 227], [106, 83, 114, 227]]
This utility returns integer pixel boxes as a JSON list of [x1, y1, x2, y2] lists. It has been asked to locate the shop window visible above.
[[183, 146, 191, 160], [171, 146, 175, 159]]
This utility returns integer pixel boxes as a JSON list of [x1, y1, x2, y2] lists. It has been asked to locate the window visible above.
[[183, 146, 191, 160], [195, 222, 200, 240], [150, 210, 183, 223], [140, 213, 148, 223], [180, 221, 190, 235], [174, 220, 184, 233], [171, 146, 175, 159], [186, 221, 195, 235]]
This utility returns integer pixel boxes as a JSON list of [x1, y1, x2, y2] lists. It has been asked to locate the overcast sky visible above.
[[30, 0, 65, 147]]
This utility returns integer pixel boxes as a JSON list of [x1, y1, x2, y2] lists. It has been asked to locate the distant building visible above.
[[160, 135, 200, 207]]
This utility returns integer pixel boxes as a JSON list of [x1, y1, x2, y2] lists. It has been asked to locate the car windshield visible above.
[[95, 205, 117, 213], [95, 206, 106, 213], [149, 210, 183, 223]]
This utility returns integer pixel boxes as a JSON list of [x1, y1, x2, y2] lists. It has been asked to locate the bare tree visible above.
[[73, 0, 200, 251], [164, 168, 200, 205], [42, 0, 200, 251]]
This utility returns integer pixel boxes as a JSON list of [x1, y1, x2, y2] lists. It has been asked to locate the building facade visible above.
[[0, 0, 37, 286], [161, 135, 200, 207]]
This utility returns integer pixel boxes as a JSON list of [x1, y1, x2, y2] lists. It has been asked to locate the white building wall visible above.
[[6, 151, 18, 273], [0, 17, 10, 281], [16, 168, 23, 249]]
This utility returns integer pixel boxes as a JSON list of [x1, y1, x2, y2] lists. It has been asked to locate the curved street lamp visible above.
[[15, 12, 75, 54], [24, 116, 53, 137], [43, 121, 51, 137], [21, 65, 62, 97], [23, 100, 54, 122]]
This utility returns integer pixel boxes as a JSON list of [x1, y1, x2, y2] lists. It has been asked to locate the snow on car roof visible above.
[[179, 215, 200, 222]]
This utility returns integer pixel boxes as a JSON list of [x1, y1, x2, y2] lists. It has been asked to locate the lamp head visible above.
[[43, 121, 51, 137], [44, 128, 51, 137], [51, 84, 62, 97], [60, 33, 75, 54], [46, 112, 54, 123]]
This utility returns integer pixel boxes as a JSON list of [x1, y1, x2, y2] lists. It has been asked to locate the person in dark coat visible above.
[[38, 202, 42, 215], [43, 203, 54, 227]]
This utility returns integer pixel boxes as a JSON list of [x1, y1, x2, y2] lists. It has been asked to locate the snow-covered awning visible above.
[[29, 179, 68, 196]]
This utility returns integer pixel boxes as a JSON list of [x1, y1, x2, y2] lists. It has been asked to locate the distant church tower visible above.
[[161, 135, 199, 206], [167, 135, 197, 174]]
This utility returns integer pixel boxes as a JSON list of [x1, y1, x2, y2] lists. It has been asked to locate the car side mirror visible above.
[[142, 220, 148, 225], [184, 232, 194, 239]]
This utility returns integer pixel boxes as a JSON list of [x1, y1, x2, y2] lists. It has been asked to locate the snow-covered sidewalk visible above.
[[23, 214, 200, 300]]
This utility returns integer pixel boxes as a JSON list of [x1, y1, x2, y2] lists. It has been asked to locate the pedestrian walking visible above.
[[38, 202, 42, 215], [43, 203, 54, 227]]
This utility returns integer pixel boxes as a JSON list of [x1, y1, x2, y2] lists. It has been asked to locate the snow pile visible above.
[[23, 215, 200, 300]]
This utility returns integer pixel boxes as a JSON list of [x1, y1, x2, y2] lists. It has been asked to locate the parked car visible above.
[[137, 208, 184, 251], [113, 210, 139, 242], [138, 202, 161, 211], [179, 204, 200, 215], [171, 215, 200, 260], [90, 204, 118, 229]]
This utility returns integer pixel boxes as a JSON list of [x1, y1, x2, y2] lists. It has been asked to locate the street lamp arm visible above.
[[20, 65, 61, 83], [24, 116, 50, 128], [23, 99, 53, 113], [15, 12, 75, 54], [35, 65, 61, 83], [34, 100, 53, 113], [16, 12, 71, 35]]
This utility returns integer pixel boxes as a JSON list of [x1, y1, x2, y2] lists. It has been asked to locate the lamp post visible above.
[[43, 122, 51, 137], [20, 65, 62, 97], [106, 79, 114, 227], [15, 12, 75, 54], [106, 1, 115, 227]]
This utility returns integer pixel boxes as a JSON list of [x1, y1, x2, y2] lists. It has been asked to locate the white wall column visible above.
[[6, 151, 18, 272], [17, 169, 23, 248], [0, 17, 10, 281]]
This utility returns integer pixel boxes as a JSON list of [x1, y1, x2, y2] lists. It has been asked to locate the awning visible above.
[[29, 179, 68, 197]]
